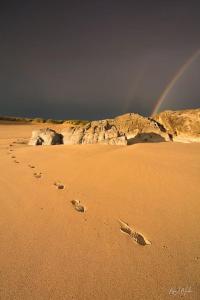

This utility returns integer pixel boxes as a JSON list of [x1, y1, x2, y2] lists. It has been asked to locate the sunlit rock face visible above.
[[61, 127, 85, 145], [61, 113, 170, 145], [62, 120, 127, 145], [153, 109, 200, 143], [29, 128, 63, 145], [114, 113, 170, 143], [29, 109, 200, 146]]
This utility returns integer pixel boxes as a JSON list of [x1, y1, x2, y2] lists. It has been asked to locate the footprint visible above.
[[71, 200, 86, 213], [54, 182, 65, 190], [11, 156, 16, 159], [119, 220, 151, 246], [28, 164, 35, 169], [14, 160, 19, 164], [34, 172, 42, 179]]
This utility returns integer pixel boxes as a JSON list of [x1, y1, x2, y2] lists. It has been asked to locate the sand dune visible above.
[[0, 124, 199, 299]]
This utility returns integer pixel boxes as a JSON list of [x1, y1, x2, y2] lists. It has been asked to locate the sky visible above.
[[0, 0, 200, 120]]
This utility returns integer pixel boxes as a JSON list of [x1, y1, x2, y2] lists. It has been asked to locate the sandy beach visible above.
[[0, 123, 199, 299]]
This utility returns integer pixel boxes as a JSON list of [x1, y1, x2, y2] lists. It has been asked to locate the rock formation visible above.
[[61, 113, 170, 145], [153, 109, 200, 143], [29, 128, 63, 145], [29, 109, 200, 146], [113, 113, 169, 143], [62, 120, 127, 145]]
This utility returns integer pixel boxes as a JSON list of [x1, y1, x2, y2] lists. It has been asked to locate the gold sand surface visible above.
[[0, 124, 199, 299]]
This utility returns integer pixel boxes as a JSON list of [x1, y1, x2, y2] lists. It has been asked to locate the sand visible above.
[[0, 123, 199, 299]]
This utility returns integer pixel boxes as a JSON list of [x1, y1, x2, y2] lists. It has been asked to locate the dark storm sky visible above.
[[0, 0, 200, 119]]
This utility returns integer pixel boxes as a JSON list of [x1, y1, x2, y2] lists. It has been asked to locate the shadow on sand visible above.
[[127, 132, 166, 145]]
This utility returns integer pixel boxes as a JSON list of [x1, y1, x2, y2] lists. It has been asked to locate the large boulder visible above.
[[29, 128, 63, 145]]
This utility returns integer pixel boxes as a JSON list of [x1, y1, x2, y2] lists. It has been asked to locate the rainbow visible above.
[[151, 49, 200, 116]]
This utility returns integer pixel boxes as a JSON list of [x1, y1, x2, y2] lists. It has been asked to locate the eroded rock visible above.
[[29, 109, 200, 146], [29, 128, 63, 146], [153, 109, 200, 143], [62, 120, 128, 145]]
